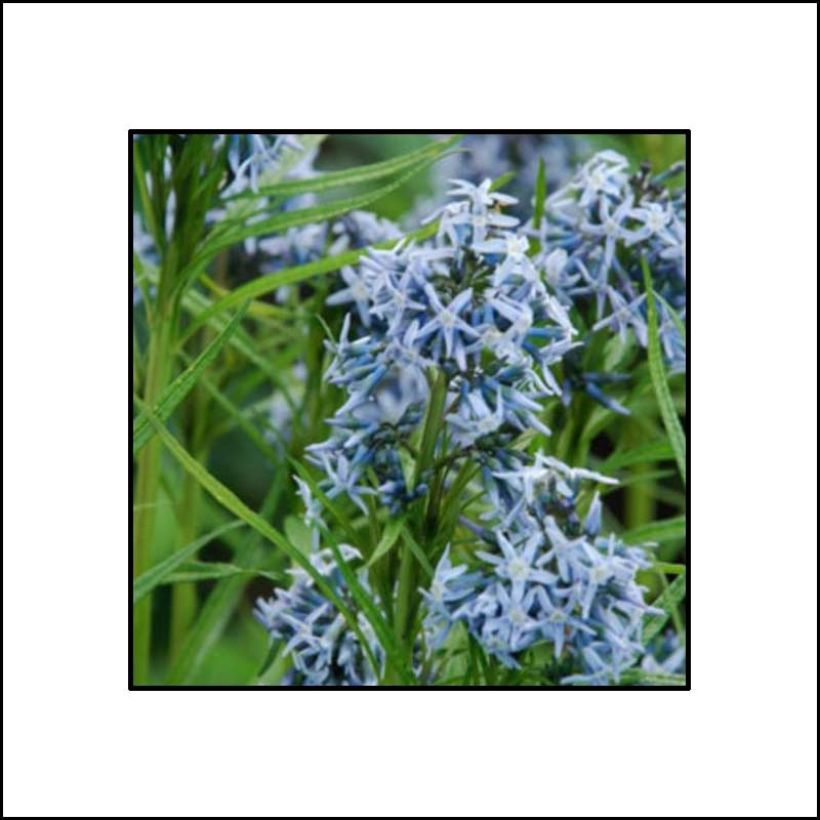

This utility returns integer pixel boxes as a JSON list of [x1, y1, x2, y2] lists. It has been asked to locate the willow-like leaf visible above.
[[132, 304, 248, 455], [642, 256, 687, 484]]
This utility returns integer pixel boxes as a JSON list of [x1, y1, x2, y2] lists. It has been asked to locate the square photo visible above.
[[130, 132, 688, 688]]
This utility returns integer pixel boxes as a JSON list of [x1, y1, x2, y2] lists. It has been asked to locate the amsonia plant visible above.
[[132, 133, 687, 687]]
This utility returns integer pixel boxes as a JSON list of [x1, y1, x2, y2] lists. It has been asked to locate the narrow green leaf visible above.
[[489, 171, 516, 191], [191, 150, 449, 274], [401, 529, 435, 579], [643, 573, 687, 643], [603, 468, 675, 494], [653, 289, 687, 345], [533, 158, 546, 230], [624, 515, 686, 545], [436, 461, 481, 538], [256, 638, 283, 680], [224, 135, 462, 202], [416, 370, 448, 484], [133, 274, 299, 404], [652, 561, 687, 576], [642, 256, 687, 484], [164, 561, 283, 585], [188, 219, 439, 333], [619, 669, 686, 686], [132, 521, 244, 604], [601, 439, 675, 471], [132, 304, 248, 455], [132, 144, 162, 251], [367, 515, 407, 567]]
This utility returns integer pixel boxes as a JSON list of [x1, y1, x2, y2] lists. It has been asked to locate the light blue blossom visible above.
[[475, 531, 556, 592], [572, 150, 630, 207], [531, 148, 686, 393], [629, 201, 676, 245], [416, 285, 478, 368], [223, 134, 303, 196], [326, 265, 376, 327], [256, 163, 673, 686], [253, 543, 382, 686]]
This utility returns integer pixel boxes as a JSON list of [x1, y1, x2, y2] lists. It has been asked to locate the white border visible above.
[[3, 4, 817, 817]]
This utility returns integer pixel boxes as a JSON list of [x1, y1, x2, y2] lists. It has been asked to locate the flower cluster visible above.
[[253, 542, 382, 686], [255, 174, 665, 685], [419, 134, 588, 221], [423, 473, 661, 684], [531, 150, 686, 376], [307, 176, 579, 512], [213, 135, 403, 293]]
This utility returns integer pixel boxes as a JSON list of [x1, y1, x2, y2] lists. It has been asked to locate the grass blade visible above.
[[168, 488, 282, 685], [367, 515, 407, 567], [224, 135, 461, 202], [654, 289, 687, 344], [642, 256, 686, 484], [643, 573, 687, 643], [132, 304, 248, 455], [132, 521, 244, 604], [652, 561, 687, 576], [400, 529, 435, 579], [624, 515, 686, 545], [165, 561, 283, 585], [601, 439, 675, 471], [195, 371, 284, 462], [189, 150, 451, 276], [533, 157, 546, 230], [618, 669, 686, 686], [187, 211, 441, 334]]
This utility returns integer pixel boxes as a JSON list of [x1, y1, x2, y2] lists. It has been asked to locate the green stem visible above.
[[170, 469, 201, 659], [170, 340, 212, 659], [132, 309, 175, 683], [392, 542, 417, 658], [389, 370, 449, 682]]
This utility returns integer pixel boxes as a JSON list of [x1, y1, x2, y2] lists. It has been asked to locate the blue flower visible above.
[[629, 201, 677, 246], [532, 148, 687, 389], [317, 452, 376, 515], [572, 150, 630, 207], [254, 543, 382, 686], [581, 193, 636, 276], [326, 265, 376, 327], [223, 134, 303, 196], [415, 285, 478, 369], [255, 161, 673, 686], [475, 531, 557, 593]]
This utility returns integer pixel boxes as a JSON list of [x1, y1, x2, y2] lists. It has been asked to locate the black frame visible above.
[[129, 129, 691, 691]]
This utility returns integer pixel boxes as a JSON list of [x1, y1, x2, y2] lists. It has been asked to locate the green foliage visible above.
[[132, 133, 687, 686], [643, 574, 687, 644], [133, 521, 245, 604], [132, 305, 248, 454], [642, 256, 687, 484]]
